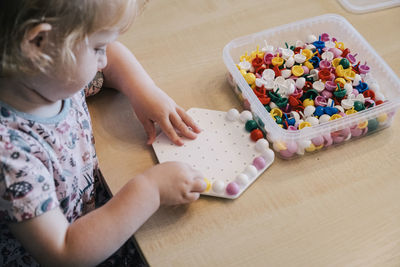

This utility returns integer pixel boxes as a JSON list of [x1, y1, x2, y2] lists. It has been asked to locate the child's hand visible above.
[[102, 41, 201, 146], [131, 85, 201, 146], [142, 161, 207, 205]]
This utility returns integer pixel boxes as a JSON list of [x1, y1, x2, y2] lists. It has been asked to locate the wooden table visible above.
[[87, 1, 400, 266]]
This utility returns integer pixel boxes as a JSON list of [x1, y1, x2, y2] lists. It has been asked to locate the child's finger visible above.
[[176, 107, 202, 133], [184, 192, 200, 202], [159, 118, 183, 146], [142, 119, 156, 145], [191, 178, 207, 193], [170, 113, 197, 140]]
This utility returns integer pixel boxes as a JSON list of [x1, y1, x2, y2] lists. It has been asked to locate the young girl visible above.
[[0, 0, 207, 266]]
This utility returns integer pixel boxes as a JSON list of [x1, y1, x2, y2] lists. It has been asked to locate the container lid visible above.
[[338, 0, 400, 13]]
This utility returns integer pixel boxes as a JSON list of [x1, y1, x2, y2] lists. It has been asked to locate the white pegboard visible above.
[[152, 108, 275, 199]]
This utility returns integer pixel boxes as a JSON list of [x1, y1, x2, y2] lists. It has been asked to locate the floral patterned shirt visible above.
[[0, 72, 110, 266]]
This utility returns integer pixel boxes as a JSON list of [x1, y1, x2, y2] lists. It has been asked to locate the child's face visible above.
[[29, 30, 118, 102]]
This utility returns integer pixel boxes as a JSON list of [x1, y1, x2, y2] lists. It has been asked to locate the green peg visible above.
[[367, 119, 379, 132], [245, 120, 258, 132], [304, 89, 319, 100], [354, 101, 365, 111], [333, 83, 346, 99], [274, 116, 283, 124], [339, 58, 350, 69], [268, 90, 281, 103], [275, 97, 288, 109]]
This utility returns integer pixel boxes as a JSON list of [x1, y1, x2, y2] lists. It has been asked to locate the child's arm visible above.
[[8, 162, 206, 266], [102, 41, 200, 146]]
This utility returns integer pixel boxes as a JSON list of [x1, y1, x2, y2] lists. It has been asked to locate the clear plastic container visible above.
[[337, 0, 400, 13], [223, 14, 400, 159]]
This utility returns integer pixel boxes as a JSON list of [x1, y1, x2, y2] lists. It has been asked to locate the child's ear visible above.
[[21, 23, 52, 59]]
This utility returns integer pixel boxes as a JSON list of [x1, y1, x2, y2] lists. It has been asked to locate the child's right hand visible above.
[[8, 161, 206, 266], [142, 161, 207, 205]]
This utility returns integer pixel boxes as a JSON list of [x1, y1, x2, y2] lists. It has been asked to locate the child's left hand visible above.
[[129, 84, 201, 146], [102, 41, 201, 146]]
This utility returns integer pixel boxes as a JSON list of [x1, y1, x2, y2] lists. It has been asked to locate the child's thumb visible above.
[[192, 178, 208, 193]]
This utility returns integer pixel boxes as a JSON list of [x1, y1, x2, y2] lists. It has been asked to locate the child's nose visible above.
[[97, 55, 108, 69]]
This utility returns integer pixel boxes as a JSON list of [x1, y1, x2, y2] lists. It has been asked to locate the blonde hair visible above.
[[0, 0, 146, 77]]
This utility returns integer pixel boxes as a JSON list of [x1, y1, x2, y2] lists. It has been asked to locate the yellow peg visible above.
[[271, 53, 284, 67], [299, 121, 312, 129], [335, 41, 345, 50], [332, 58, 341, 68], [301, 49, 313, 60], [330, 114, 342, 120], [305, 143, 316, 152], [304, 61, 314, 70], [203, 178, 211, 192], [292, 65, 304, 76], [345, 108, 357, 115]]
